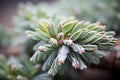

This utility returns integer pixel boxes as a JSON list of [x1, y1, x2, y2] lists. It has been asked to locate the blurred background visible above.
[[0, 0, 120, 80], [0, 0, 54, 28]]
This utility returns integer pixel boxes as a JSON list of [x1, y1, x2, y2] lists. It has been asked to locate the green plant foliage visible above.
[[0, 55, 52, 80], [0, 26, 11, 50], [13, 1, 119, 79], [54, 0, 120, 34], [14, 3, 48, 32], [14, 0, 120, 59], [25, 16, 117, 76], [15, 0, 120, 35], [14, 3, 50, 56]]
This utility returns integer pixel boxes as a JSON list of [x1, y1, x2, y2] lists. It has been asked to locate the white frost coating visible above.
[[57, 45, 69, 64], [49, 38, 58, 45], [79, 60, 87, 70], [72, 57, 79, 67], [30, 50, 39, 63], [71, 44, 80, 52], [71, 44, 85, 53], [63, 40, 73, 46]]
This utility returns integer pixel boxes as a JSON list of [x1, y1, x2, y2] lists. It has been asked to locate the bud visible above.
[[52, 40, 58, 45], [114, 40, 118, 45], [80, 48, 85, 53], [67, 40, 73, 46], [50, 38, 58, 45], [79, 20, 85, 25], [58, 23, 62, 28], [63, 40, 73, 46], [101, 34, 106, 38], [35, 64, 41, 69], [47, 24, 50, 27], [58, 56, 66, 65], [38, 46, 44, 51], [11, 65, 17, 71], [7, 75, 12, 79], [73, 20, 78, 25], [73, 64, 79, 69], [93, 45, 98, 51], [53, 40, 58, 45], [101, 25, 106, 30], [57, 32, 64, 39], [16, 75, 22, 80], [59, 60, 64, 65], [72, 58, 79, 69]]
